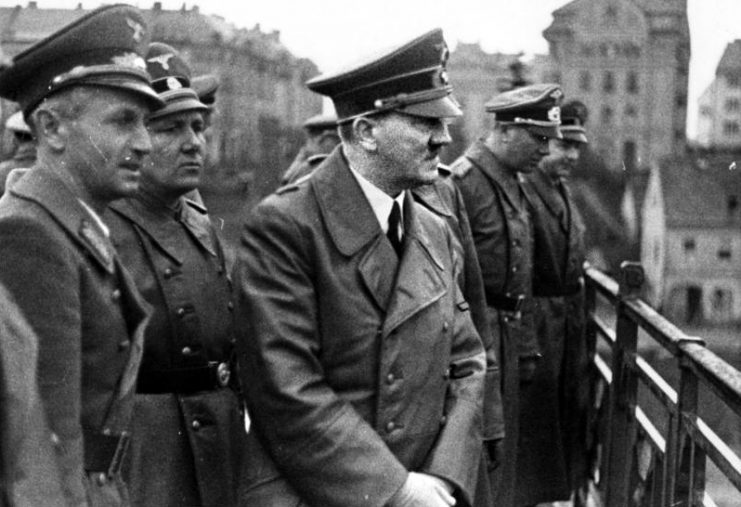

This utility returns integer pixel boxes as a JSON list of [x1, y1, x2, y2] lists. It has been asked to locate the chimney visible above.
[[28, 1, 37, 8], [153, 2, 162, 11], [192, 5, 199, 14]]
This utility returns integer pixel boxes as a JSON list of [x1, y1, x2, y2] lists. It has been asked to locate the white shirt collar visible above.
[[77, 199, 110, 238], [349, 165, 404, 234]]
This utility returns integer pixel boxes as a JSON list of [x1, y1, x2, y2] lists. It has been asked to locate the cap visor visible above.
[[147, 97, 209, 121], [86, 78, 165, 110], [561, 127, 588, 144], [401, 95, 462, 118], [527, 124, 561, 139]]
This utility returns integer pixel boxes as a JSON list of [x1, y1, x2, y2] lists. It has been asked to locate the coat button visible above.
[[118, 340, 130, 351], [385, 421, 396, 432], [112, 289, 121, 301], [102, 428, 112, 436], [95, 473, 107, 486], [439, 415, 448, 426], [386, 373, 395, 385], [192, 419, 201, 431], [227, 301, 234, 311], [442, 321, 449, 332], [511, 266, 518, 273], [443, 367, 451, 380], [182, 346, 192, 356], [164, 268, 174, 279], [176, 307, 186, 317]]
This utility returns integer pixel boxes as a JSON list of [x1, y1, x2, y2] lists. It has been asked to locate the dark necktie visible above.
[[387, 201, 403, 257]]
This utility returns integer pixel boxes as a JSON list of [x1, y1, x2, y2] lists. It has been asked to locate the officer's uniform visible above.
[[107, 43, 243, 507], [518, 104, 590, 505], [235, 29, 486, 507], [0, 111, 35, 194], [450, 84, 563, 507], [0, 6, 162, 505]]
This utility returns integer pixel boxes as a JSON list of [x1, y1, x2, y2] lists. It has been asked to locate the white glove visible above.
[[388, 472, 456, 507]]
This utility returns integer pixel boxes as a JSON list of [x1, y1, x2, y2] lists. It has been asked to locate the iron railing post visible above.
[[604, 262, 644, 506]]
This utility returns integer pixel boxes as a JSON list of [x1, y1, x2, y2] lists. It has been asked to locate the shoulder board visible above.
[[306, 154, 328, 166], [448, 157, 473, 178]]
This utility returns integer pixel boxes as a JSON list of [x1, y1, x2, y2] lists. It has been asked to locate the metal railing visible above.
[[583, 262, 741, 507]]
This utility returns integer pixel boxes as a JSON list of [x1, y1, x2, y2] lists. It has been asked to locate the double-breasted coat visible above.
[[0, 166, 150, 506], [451, 139, 539, 507], [517, 168, 589, 504], [233, 148, 486, 507], [107, 194, 244, 507]]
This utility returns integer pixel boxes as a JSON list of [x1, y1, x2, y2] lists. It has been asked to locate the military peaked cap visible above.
[[307, 28, 461, 123], [191, 74, 219, 106], [486, 83, 563, 139], [0, 4, 162, 115], [302, 113, 337, 132], [5, 111, 31, 135], [145, 42, 207, 121], [559, 100, 589, 144]]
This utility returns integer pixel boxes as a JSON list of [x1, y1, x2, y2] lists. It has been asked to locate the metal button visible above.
[[227, 301, 234, 311], [192, 419, 201, 431], [102, 428, 112, 436], [386, 421, 396, 432], [442, 321, 449, 332], [182, 346, 192, 356], [176, 307, 186, 316], [443, 367, 451, 380], [118, 340, 130, 351], [511, 266, 518, 273], [95, 472, 107, 486], [440, 415, 448, 426], [386, 373, 395, 385], [164, 268, 174, 279], [112, 289, 121, 300], [216, 362, 231, 387]]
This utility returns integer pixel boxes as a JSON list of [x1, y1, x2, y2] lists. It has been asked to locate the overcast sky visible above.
[[24, 1, 741, 138]]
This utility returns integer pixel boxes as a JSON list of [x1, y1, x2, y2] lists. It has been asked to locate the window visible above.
[[602, 106, 614, 123], [625, 104, 637, 117], [603, 71, 615, 93], [623, 141, 637, 172], [579, 71, 592, 92], [683, 238, 696, 252], [723, 121, 740, 135], [626, 72, 639, 94], [728, 195, 738, 217], [725, 98, 740, 112], [718, 239, 732, 260]]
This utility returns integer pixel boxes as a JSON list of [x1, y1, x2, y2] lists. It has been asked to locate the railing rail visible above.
[[583, 262, 741, 507]]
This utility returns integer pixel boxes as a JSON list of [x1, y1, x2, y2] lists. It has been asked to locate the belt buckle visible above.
[[216, 362, 231, 388], [106, 432, 130, 479]]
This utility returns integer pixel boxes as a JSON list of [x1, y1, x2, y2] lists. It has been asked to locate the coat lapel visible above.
[[312, 148, 400, 309], [383, 194, 447, 335], [465, 140, 524, 213], [10, 166, 116, 274], [527, 169, 569, 234]]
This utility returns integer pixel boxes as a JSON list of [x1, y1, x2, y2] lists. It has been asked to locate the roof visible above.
[[717, 40, 741, 77], [657, 151, 741, 228]]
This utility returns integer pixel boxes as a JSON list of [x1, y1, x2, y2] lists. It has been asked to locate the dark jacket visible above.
[[0, 166, 150, 506], [234, 148, 486, 507], [107, 195, 244, 507], [517, 168, 589, 504], [450, 139, 538, 507]]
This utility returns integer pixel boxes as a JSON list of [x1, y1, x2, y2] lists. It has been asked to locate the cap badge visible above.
[[112, 53, 146, 70], [548, 106, 561, 123], [166, 77, 182, 90], [147, 53, 174, 71], [126, 17, 145, 43], [439, 69, 450, 86], [550, 88, 563, 100]]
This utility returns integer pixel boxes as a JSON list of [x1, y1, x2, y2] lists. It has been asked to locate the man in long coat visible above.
[[234, 28, 486, 507], [0, 5, 161, 505], [107, 43, 244, 507], [518, 100, 590, 505], [450, 84, 563, 507]]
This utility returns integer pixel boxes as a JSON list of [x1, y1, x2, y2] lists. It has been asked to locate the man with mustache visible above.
[[234, 28, 486, 507], [518, 100, 591, 506], [0, 5, 161, 505], [106, 43, 244, 507], [450, 84, 563, 507]]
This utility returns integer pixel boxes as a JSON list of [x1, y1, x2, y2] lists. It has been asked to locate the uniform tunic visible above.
[[234, 148, 486, 507], [451, 139, 539, 507], [0, 166, 150, 506], [108, 194, 243, 507], [518, 168, 589, 504]]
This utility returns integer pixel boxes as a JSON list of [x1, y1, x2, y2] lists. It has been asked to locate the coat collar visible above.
[[464, 139, 525, 212], [525, 168, 570, 233], [9, 166, 116, 274], [109, 194, 217, 265]]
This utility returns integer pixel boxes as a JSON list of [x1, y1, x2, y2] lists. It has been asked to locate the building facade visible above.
[[641, 152, 741, 324], [697, 40, 741, 149], [543, 0, 690, 172], [0, 1, 323, 197]]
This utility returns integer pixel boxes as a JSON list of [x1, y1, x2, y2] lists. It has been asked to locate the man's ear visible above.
[[33, 109, 66, 151], [352, 116, 377, 152]]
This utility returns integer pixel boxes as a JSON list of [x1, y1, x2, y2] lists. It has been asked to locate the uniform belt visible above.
[[533, 281, 583, 298], [137, 361, 232, 394], [485, 290, 525, 313], [84, 430, 130, 477]]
